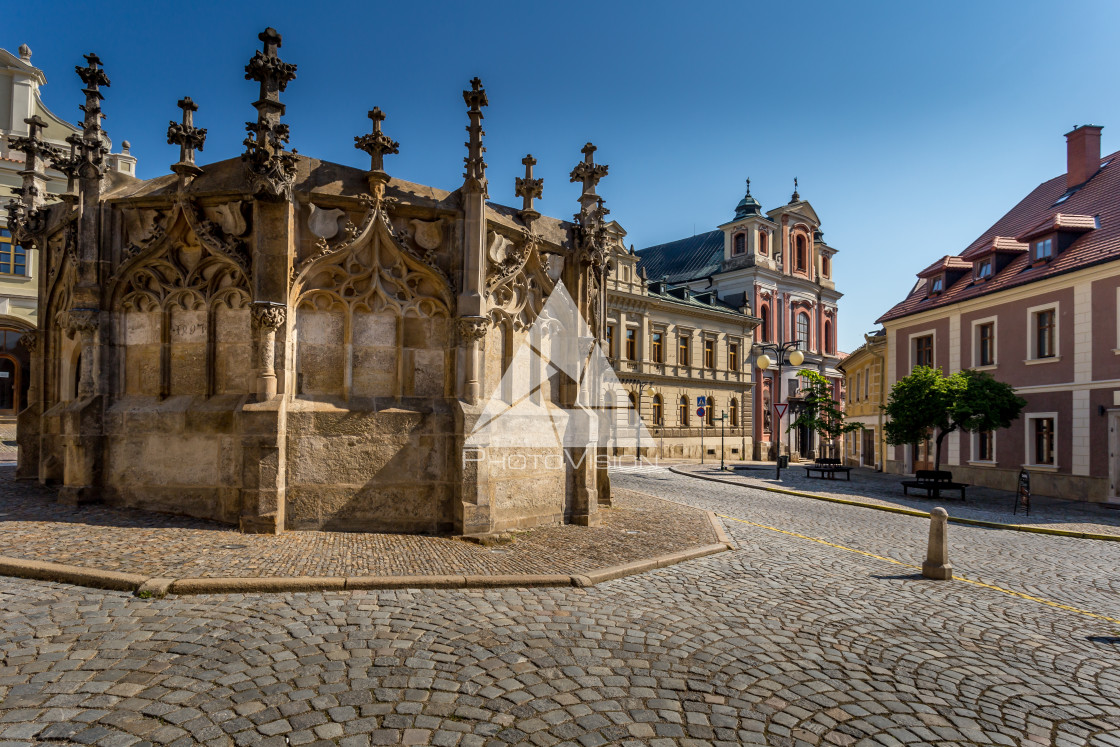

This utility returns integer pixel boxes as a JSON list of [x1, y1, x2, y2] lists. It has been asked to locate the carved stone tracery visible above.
[[485, 228, 555, 331]]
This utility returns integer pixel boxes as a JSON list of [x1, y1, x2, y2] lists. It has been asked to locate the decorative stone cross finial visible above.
[[569, 142, 609, 198], [7, 115, 59, 209], [462, 77, 488, 194], [242, 28, 298, 199], [167, 96, 207, 179], [354, 107, 399, 173], [515, 154, 543, 227]]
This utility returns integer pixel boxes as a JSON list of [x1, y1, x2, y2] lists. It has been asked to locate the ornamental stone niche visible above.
[[10, 29, 616, 535]]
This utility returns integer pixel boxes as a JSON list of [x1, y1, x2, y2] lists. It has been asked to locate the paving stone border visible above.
[[672, 465, 1120, 542], [0, 512, 731, 597]]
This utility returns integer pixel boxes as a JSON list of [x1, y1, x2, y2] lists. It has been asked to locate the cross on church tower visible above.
[[354, 107, 399, 173], [514, 154, 543, 228], [167, 96, 207, 180], [242, 27, 298, 198], [462, 77, 488, 195]]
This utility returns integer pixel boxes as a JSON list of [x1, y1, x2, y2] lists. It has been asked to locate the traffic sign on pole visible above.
[[696, 407, 705, 417], [697, 395, 707, 406], [774, 403, 788, 420]]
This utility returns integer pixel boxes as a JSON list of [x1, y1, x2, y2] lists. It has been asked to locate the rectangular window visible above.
[[1033, 417, 1055, 465], [978, 322, 995, 366], [864, 367, 869, 399], [1033, 238, 1053, 262], [0, 229, 26, 276], [976, 259, 992, 280], [728, 342, 738, 371], [606, 325, 615, 358], [704, 339, 715, 369], [625, 329, 636, 361], [679, 336, 690, 366], [914, 335, 933, 368], [929, 276, 943, 295], [1035, 310, 1055, 359], [651, 331, 663, 363], [977, 430, 994, 461]]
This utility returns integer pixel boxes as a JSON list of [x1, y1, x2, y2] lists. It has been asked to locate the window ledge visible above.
[[972, 364, 998, 372], [1022, 463, 1059, 472], [967, 460, 997, 468], [1112, 349, 1120, 356], [1024, 356, 1061, 365]]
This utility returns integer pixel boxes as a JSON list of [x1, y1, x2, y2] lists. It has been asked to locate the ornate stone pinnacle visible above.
[[515, 154, 543, 225], [168, 96, 207, 178], [8, 115, 62, 210], [569, 142, 609, 198], [354, 106, 399, 173], [462, 78, 488, 193], [242, 28, 298, 199], [74, 52, 110, 183]]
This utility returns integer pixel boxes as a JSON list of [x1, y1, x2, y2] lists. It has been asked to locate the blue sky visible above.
[[10, 0, 1120, 353]]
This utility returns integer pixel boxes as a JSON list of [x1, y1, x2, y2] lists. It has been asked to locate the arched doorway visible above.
[[0, 326, 31, 416]]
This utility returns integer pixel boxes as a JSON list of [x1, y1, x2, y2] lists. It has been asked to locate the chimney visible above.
[[1065, 124, 1103, 189]]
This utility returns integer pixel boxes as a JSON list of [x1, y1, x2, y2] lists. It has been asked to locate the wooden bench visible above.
[[804, 458, 852, 481], [901, 470, 968, 500]]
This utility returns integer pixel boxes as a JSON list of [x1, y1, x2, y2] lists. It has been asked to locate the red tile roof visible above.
[[916, 255, 971, 278], [959, 235, 1027, 260], [877, 151, 1120, 323]]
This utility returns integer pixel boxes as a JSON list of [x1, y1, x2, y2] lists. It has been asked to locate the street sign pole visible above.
[[773, 402, 789, 480], [720, 410, 726, 471]]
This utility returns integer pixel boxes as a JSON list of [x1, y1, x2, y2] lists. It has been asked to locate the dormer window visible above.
[[975, 258, 992, 281], [733, 233, 745, 256], [929, 276, 943, 295], [1033, 238, 1053, 263], [758, 231, 768, 256]]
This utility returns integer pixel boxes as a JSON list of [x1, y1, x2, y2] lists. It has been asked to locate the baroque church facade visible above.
[[632, 181, 843, 460], [9, 29, 619, 535]]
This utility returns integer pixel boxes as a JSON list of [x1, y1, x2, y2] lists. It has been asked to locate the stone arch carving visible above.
[[486, 228, 556, 332], [110, 202, 252, 397], [292, 206, 452, 399]]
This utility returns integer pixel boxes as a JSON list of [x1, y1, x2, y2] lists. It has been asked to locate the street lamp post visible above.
[[754, 341, 805, 480]]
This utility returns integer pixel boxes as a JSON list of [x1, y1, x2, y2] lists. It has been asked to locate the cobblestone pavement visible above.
[[0, 469, 1117, 746], [676, 461, 1120, 537], [0, 470, 714, 578]]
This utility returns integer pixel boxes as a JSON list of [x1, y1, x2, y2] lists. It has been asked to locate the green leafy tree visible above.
[[789, 369, 863, 458], [883, 366, 1026, 472]]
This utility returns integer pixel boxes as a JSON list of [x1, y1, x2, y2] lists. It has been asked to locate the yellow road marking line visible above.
[[717, 513, 1120, 626]]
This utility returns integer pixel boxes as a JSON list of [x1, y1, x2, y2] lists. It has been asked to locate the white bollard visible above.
[[922, 507, 953, 580]]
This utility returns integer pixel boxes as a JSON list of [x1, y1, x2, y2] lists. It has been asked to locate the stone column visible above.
[[251, 302, 286, 400], [457, 317, 488, 405], [16, 331, 40, 480]]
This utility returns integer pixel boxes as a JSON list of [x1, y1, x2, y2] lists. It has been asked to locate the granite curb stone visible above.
[[671, 465, 1120, 542]]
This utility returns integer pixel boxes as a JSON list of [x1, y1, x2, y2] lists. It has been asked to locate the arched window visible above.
[[823, 320, 833, 355], [729, 397, 738, 428], [706, 396, 715, 426], [797, 311, 810, 348], [759, 305, 770, 343], [679, 395, 689, 426], [652, 394, 663, 426], [758, 231, 768, 256], [821, 253, 830, 277], [763, 385, 772, 432], [733, 233, 745, 256], [628, 391, 638, 426], [795, 234, 807, 272]]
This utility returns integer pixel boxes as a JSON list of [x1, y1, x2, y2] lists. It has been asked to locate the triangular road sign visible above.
[[774, 403, 788, 420]]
